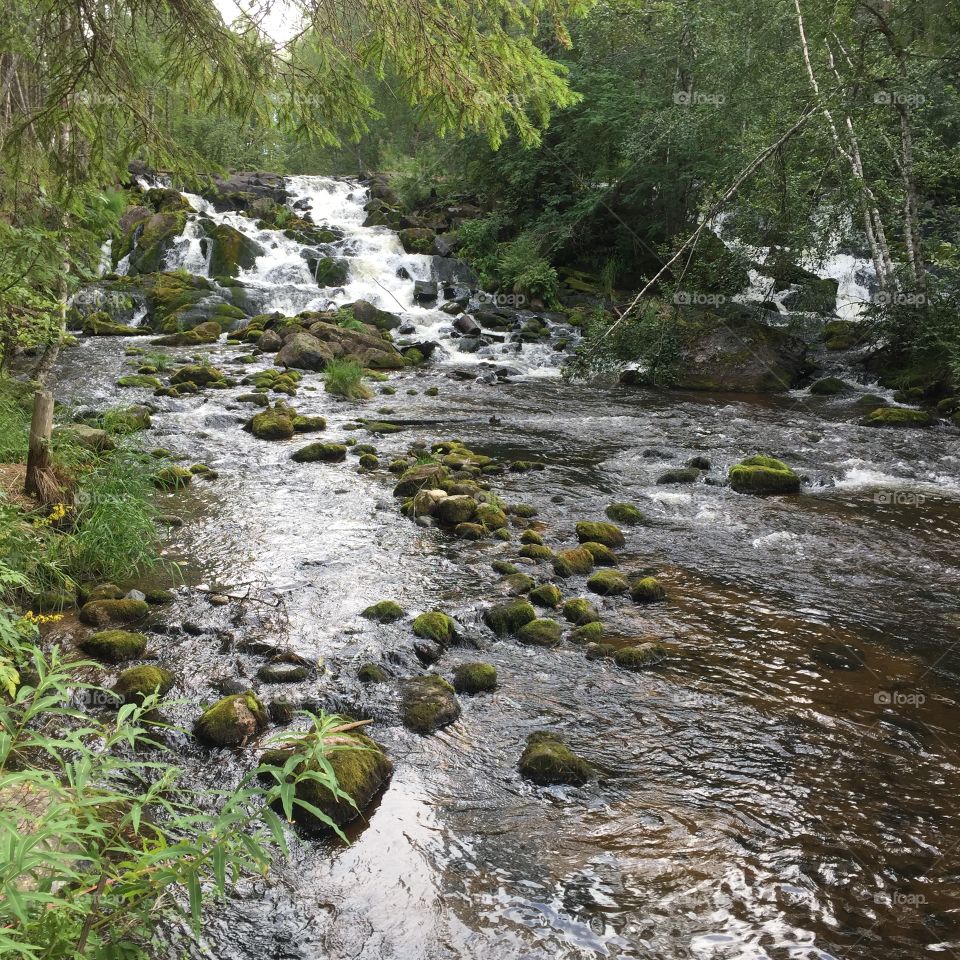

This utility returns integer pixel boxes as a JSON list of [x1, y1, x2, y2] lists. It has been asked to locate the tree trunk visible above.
[[24, 388, 54, 500]]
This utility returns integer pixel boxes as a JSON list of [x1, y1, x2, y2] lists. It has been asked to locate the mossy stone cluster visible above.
[[194, 691, 268, 747], [518, 732, 592, 786], [483, 599, 536, 637], [728, 455, 801, 494]]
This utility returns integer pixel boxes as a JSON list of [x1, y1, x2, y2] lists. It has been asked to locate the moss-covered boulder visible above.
[[657, 467, 700, 485], [519, 544, 554, 562], [862, 407, 933, 428], [78, 629, 147, 663], [562, 598, 601, 625], [249, 404, 295, 440], [361, 600, 405, 623], [586, 569, 630, 596], [580, 542, 618, 566], [398, 227, 436, 255], [483, 599, 536, 637], [492, 560, 519, 576], [291, 442, 347, 463], [194, 691, 268, 746], [518, 732, 592, 786], [393, 463, 449, 498], [401, 675, 461, 734], [516, 618, 562, 647], [519, 529, 543, 546], [529, 583, 562, 608], [585, 642, 617, 661], [117, 374, 162, 389], [358, 662, 389, 683], [276, 332, 334, 372], [475, 503, 508, 530], [170, 364, 226, 387], [605, 502, 645, 525], [615, 642, 667, 671], [569, 621, 604, 644], [412, 611, 456, 645], [128, 211, 188, 275], [82, 313, 150, 337], [809, 376, 853, 396], [113, 665, 174, 703], [728, 455, 801, 494], [553, 546, 595, 578], [502, 572, 535, 595], [203, 221, 265, 277], [261, 732, 391, 831], [575, 521, 625, 548], [79, 598, 149, 628], [153, 466, 193, 490], [435, 495, 477, 525], [630, 576, 666, 604], [453, 662, 498, 694]]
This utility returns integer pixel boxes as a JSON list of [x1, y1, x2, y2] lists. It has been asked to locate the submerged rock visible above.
[[657, 467, 700, 485], [401, 675, 461, 734], [614, 643, 667, 671], [518, 732, 592, 786], [194, 691, 268, 746]]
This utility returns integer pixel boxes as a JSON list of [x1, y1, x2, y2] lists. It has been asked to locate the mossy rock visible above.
[[475, 503, 508, 530], [436, 495, 478, 525], [358, 454, 379, 470], [492, 527, 511, 542], [630, 576, 666, 604], [614, 642, 668, 671], [586, 569, 630, 596], [455, 522, 486, 540], [519, 529, 544, 546], [562, 598, 601, 625], [189, 463, 217, 478], [810, 376, 853, 396], [656, 468, 700, 485], [153, 466, 193, 490], [529, 583, 562, 608], [113, 665, 175, 703], [502, 573, 535, 595], [483, 599, 536, 637], [261, 732, 391, 831], [78, 629, 147, 663], [728, 455, 800, 494], [194, 691, 268, 746], [250, 405, 295, 440], [393, 462, 449, 498], [862, 407, 933, 429], [401, 675, 461, 734], [170, 364, 226, 387], [256, 663, 310, 683], [361, 600, 405, 623], [79, 598, 149, 628], [86, 583, 125, 602], [293, 415, 327, 433], [412, 611, 456, 645], [510, 503, 538, 519], [605, 502, 645, 525], [519, 544, 554, 562], [103, 405, 152, 434], [492, 560, 519, 576], [518, 732, 592, 786], [453, 662, 498, 694], [516, 617, 562, 647], [574, 521, 625, 548], [580, 542, 618, 566], [569, 621, 604, 644], [585, 642, 617, 661], [292, 442, 347, 463], [117, 374, 162, 389], [553, 546, 595, 578], [358, 662, 389, 683]]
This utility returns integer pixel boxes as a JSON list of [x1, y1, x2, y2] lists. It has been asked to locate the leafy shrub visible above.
[[496, 234, 559, 302]]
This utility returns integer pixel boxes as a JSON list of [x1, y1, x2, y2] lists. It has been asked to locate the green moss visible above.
[[580, 542, 618, 566], [261, 732, 391, 830], [79, 598, 149, 628], [250, 405, 295, 440], [117, 374, 162, 389], [425, 386, 439, 397], [519, 544, 554, 562], [562, 598, 601, 625], [502, 573, 535, 595], [358, 662, 389, 683], [194, 691, 268, 746], [585, 642, 617, 661], [78, 629, 147, 663], [492, 560, 519, 575], [293, 415, 327, 433], [171, 364, 226, 387], [291, 442, 347, 463], [575, 521, 625, 548], [569, 621, 604, 644], [455, 522, 486, 539], [483, 599, 536, 637], [519, 529, 544, 546], [510, 503, 538, 518], [113, 665, 174, 703], [402, 675, 461, 734], [475, 503, 508, 530], [361, 600, 405, 623], [862, 406, 933, 428], [529, 583, 562, 608], [615, 642, 667, 671], [436, 495, 478, 525], [518, 732, 592, 786], [453, 662, 498, 694], [605, 502, 645, 525], [412, 611, 456, 645], [553, 546, 595, 578], [492, 527, 511, 541], [586, 569, 629, 596], [152, 466, 193, 490], [631, 576, 666, 604], [516, 617, 562, 647], [358, 453, 379, 470], [728, 455, 801, 494]]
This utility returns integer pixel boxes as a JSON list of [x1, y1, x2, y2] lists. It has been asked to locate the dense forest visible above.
[[2, 1, 960, 958]]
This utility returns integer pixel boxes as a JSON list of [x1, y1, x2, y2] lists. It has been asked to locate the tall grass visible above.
[[324, 358, 372, 400]]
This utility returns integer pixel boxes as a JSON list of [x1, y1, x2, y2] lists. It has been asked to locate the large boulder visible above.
[[518, 732, 593, 786], [200, 221, 265, 277], [200, 171, 287, 213], [401, 675, 461, 734], [276, 332, 333, 371], [194, 692, 268, 747], [125, 211, 188, 275], [305, 320, 405, 369], [348, 300, 402, 331], [306, 256, 349, 287]]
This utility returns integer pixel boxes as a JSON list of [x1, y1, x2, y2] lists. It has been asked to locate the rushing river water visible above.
[[52, 176, 960, 960]]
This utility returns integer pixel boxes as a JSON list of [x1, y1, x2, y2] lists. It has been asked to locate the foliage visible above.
[[324, 359, 373, 400]]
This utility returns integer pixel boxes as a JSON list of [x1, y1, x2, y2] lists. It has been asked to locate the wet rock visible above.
[[562, 598, 601, 625], [483, 599, 536, 637], [261, 732, 392, 831], [809, 376, 853, 396], [413, 280, 438, 303], [393, 462, 449, 497], [811, 642, 865, 671], [553, 547, 595, 578], [194, 691, 268, 746], [574, 521, 625, 548], [401, 675, 461, 734], [306, 256, 349, 287], [78, 629, 148, 663], [516, 618, 562, 647], [248, 403, 296, 439], [79, 599, 149, 628], [269, 698, 296, 724], [399, 227, 436, 254], [361, 600, 405, 623], [518, 732, 592, 786], [630, 577, 667, 604], [529, 583, 562, 608], [861, 407, 932, 428], [502, 572, 535, 595], [585, 642, 617, 661], [615, 643, 667, 671], [113, 665, 175, 704], [728, 455, 801, 494], [170, 364, 226, 387], [201, 221, 266, 277], [605, 502, 645, 525], [257, 663, 310, 683], [453, 662, 497, 694], [580, 542, 618, 566], [436, 495, 477, 525], [86, 583, 125, 603], [258, 329, 284, 352], [687, 455, 712, 470], [492, 560, 519, 576], [276, 332, 334, 372], [656, 468, 700, 485], [586, 569, 629, 596], [358, 663, 389, 684], [291, 442, 347, 463], [412, 611, 456, 645], [349, 299, 402, 331], [569, 621, 604, 644], [455, 522, 485, 539]]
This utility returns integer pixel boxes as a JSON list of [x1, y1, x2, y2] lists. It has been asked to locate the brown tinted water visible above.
[[52, 334, 960, 960]]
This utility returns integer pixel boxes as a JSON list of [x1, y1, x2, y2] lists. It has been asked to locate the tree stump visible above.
[[24, 389, 56, 502]]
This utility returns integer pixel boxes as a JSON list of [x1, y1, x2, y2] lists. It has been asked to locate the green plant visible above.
[[138, 352, 175, 372], [496, 234, 559, 302], [323, 359, 372, 400], [335, 308, 366, 333]]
